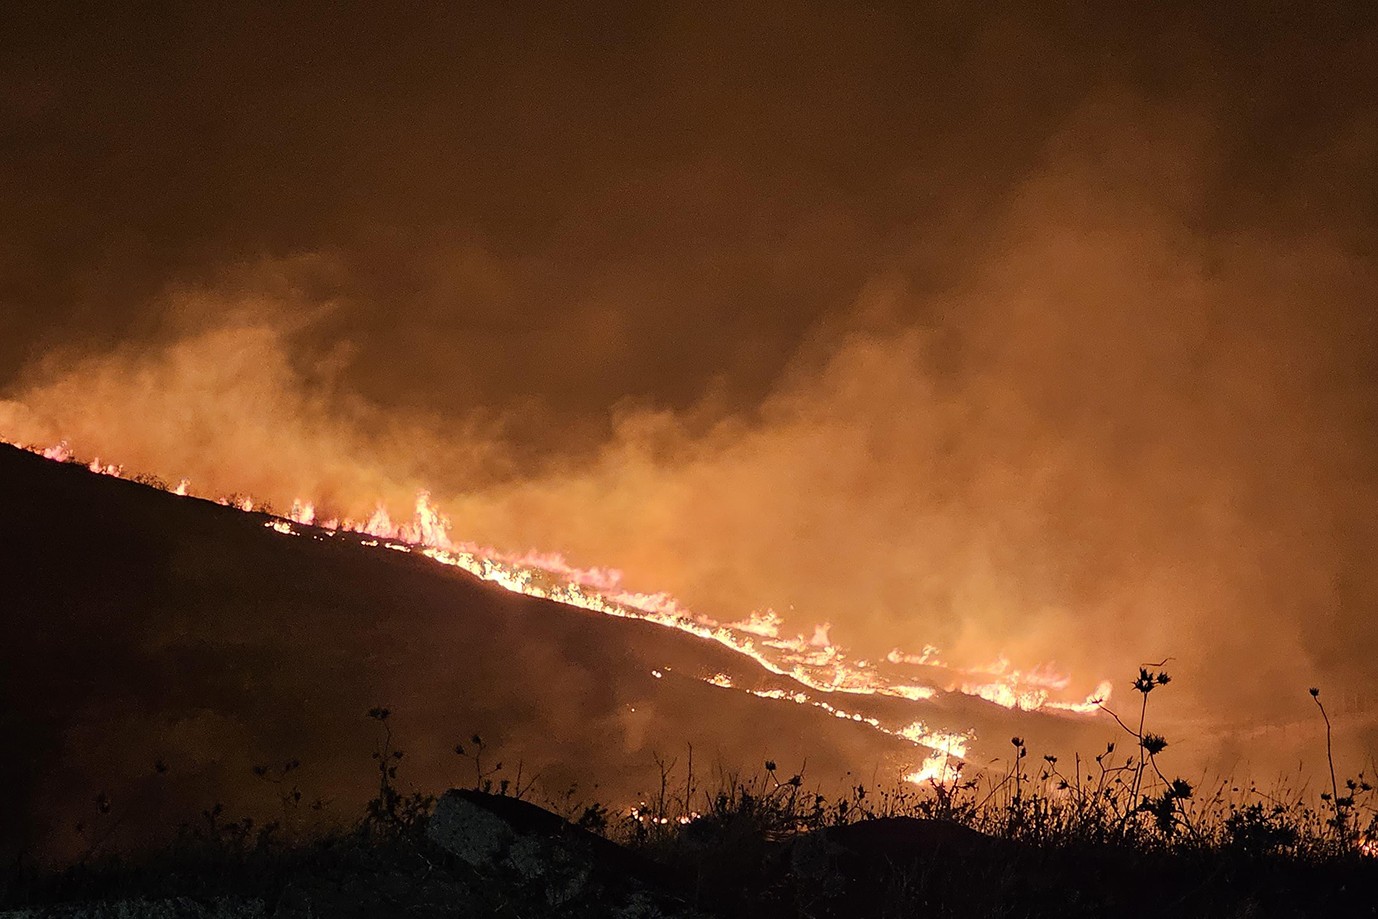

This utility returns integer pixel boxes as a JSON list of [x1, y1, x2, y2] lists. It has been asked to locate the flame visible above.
[[289, 499, 315, 525], [4, 438, 1116, 784], [900, 722, 971, 785], [88, 457, 122, 476]]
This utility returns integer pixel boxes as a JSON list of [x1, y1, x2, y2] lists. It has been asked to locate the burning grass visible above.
[[7, 437, 1114, 731], [4, 439, 1376, 914]]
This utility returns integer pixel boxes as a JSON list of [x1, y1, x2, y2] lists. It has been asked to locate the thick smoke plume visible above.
[[3, 5, 1377, 776]]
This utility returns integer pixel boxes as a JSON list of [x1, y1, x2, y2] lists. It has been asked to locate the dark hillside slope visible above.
[[0, 444, 1095, 862]]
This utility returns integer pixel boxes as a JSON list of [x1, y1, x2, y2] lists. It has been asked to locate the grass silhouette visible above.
[[4, 671, 1377, 918]]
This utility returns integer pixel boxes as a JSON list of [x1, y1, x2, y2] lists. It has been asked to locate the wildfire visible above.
[[899, 723, 972, 785], [7, 438, 1113, 785]]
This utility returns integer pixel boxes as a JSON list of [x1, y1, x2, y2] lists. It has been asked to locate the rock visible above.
[[425, 789, 703, 917], [425, 790, 520, 868]]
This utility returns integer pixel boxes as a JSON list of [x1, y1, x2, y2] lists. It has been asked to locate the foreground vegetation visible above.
[[4, 674, 1377, 918]]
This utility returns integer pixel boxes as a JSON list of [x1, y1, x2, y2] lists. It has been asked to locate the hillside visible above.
[[0, 443, 1097, 863]]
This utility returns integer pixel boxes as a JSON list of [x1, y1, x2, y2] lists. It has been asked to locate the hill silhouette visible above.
[[0, 443, 1096, 863]]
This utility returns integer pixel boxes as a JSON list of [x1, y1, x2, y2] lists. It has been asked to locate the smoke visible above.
[[3, 6, 1377, 776], [8, 96, 1377, 745], [0, 263, 518, 516], [427, 97, 1378, 742]]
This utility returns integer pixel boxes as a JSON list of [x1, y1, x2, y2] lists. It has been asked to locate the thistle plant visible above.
[[1096, 665, 1194, 839], [1306, 687, 1378, 849], [363, 707, 432, 837]]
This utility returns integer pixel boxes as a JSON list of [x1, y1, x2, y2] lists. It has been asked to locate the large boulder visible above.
[[426, 789, 701, 918]]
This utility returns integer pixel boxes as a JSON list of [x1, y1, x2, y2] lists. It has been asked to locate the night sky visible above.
[[3, 3, 1377, 745]]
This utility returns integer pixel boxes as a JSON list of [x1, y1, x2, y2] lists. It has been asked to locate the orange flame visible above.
[[5, 438, 1114, 783]]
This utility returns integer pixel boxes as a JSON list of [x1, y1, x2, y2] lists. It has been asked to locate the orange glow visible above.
[[7, 438, 1114, 784]]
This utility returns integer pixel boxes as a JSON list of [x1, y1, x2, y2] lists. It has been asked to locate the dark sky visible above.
[[3, 2, 1378, 738], [6, 3, 1372, 430]]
